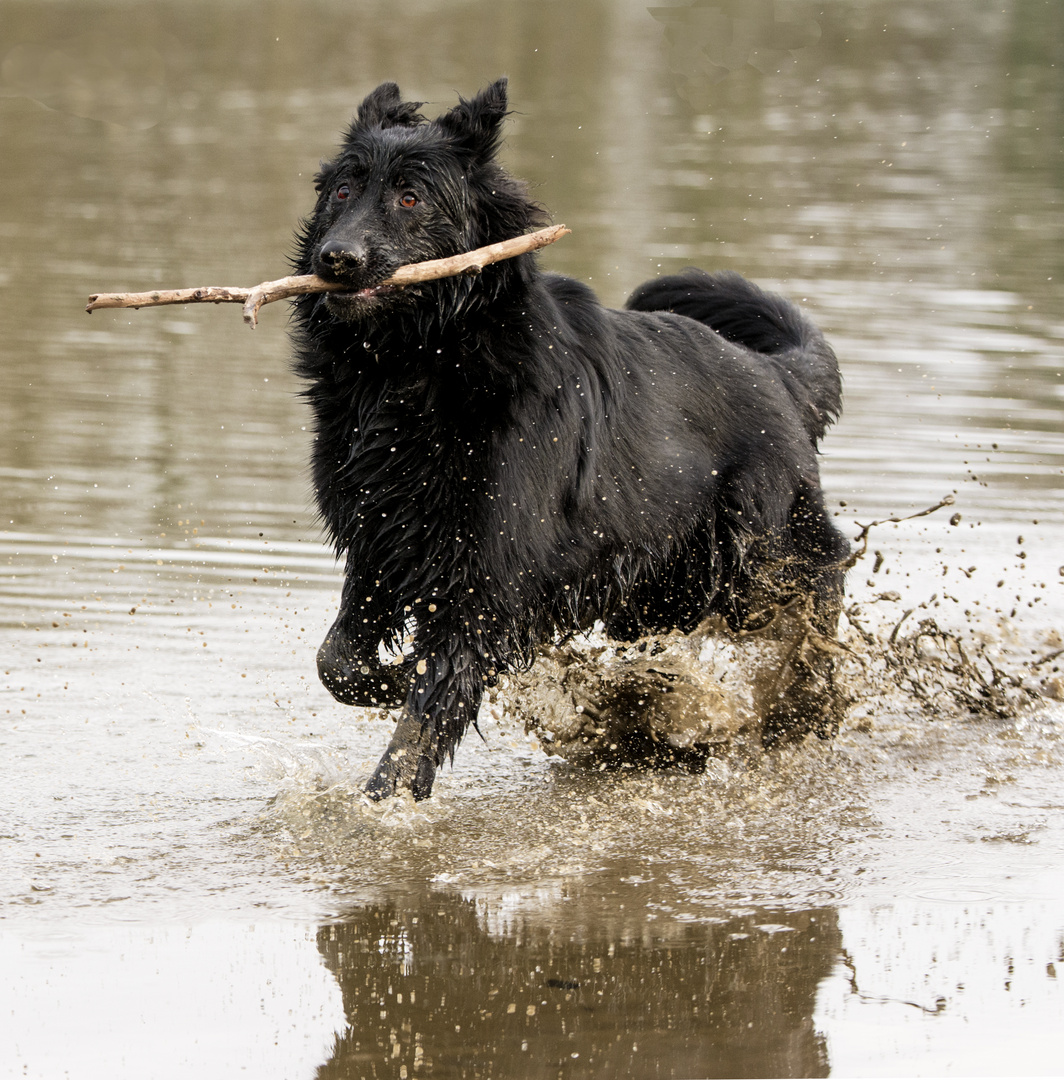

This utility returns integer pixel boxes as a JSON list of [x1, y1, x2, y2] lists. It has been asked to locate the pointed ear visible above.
[[351, 82, 425, 131], [435, 77, 510, 159]]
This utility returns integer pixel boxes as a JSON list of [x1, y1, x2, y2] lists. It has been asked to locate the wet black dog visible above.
[[291, 79, 849, 799]]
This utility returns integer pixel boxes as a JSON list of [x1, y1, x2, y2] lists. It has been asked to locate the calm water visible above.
[[1, 1, 1063, 1077]]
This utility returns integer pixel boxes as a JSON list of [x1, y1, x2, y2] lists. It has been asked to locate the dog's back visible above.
[[626, 268, 841, 447]]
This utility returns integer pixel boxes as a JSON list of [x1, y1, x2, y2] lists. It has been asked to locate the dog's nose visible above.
[[318, 238, 367, 275]]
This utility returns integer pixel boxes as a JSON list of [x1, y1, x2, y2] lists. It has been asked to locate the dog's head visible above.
[[297, 78, 546, 322]]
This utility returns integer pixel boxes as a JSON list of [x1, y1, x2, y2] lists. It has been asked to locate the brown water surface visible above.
[[1, 2, 1063, 1077]]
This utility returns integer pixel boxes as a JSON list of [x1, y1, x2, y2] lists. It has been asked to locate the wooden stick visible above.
[[86, 224, 571, 328]]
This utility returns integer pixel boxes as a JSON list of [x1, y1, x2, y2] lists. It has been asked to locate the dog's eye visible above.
[[398, 192, 418, 209], [336, 184, 351, 201]]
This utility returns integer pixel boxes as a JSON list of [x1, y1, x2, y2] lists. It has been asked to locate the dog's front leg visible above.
[[317, 572, 410, 707], [364, 707, 439, 801], [364, 638, 486, 801]]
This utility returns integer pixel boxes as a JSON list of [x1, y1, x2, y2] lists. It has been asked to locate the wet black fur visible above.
[[291, 79, 849, 799]]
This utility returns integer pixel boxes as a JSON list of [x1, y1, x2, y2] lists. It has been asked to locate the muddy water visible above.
[[2, 1, 1063, 1076]]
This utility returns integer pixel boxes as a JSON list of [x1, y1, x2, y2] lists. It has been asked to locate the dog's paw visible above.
[[410, 755, 437, 801], [364, 757, 400, 801], [364, 751, 438, 801]]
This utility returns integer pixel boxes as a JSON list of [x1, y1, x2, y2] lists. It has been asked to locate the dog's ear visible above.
[[352, 82, 425, 130], [435, 77, 509, 160]]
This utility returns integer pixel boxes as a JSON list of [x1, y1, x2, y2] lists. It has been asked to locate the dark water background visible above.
[[1, 1, 1062, 1076]]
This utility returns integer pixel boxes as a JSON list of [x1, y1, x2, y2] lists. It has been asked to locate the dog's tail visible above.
[[626, 268, 841, 445]]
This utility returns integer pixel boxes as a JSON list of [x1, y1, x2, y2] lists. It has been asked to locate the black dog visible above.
[[291, 79, 849, 799]]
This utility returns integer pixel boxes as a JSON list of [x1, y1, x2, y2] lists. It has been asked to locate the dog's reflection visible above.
[[314, 893, 841, 1078]]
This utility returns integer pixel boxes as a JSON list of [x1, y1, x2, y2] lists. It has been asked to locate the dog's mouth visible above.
[[322, 280, 404, 319], [346, 282, 399, 300]]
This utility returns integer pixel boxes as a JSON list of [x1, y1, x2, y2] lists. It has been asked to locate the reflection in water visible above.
[[315, 896, 839, 1079]]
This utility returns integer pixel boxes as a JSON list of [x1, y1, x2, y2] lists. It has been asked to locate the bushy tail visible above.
[[626, 269, 841, 445]]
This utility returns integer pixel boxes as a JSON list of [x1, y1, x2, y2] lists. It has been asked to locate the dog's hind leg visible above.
[[761, 485, 850, 746], [788, 481, 849, 636], [759, 605, 843, 746]]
